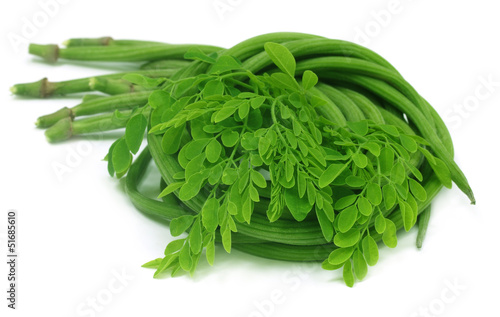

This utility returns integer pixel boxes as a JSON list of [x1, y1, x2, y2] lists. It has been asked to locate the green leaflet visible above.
[[170, 215, 195, 237], [401, 202, 414, 232], [382, 184, 397, 209], [328, 246, 354, 266], [302, 70, 318, 90], [390, 162, 406, 185], [353, 250, 368, 280], [382, 219, 398, 248], [206, 239, 215, 266], [284, 184, 313, 221], [319, 164, 346, 188], [363, 142, 381, 156], [221, 130, 239, 147], [379, 124, 399, 137], [164, 239, 185, 255], [333, 228, 360, 247], [203, 80, 225, 98], [221, 228, 231, 253], [271, 73, 299, 91], [148, 90, 175, 109], [343, 260, 354, 287], [158, 181, 184, 198], [379, 146, 395, 175], [179, 242, 192, 271], [316, 208, 334, 242], [112, 138, 132, 175], [409, 178, 427, 201], [321, 259, 344, 271], [338, 205, 358, 233], [162, 124, 185, 154], [362, 236, 379, 266], [206, 139, 222, 163], [366, 183, 382, 206], [400, 134, 418, 153], [251, 170, 267, 188], [375, 214, 386, 234], [184, 47, 216, 64], [335, 194, 357, 210], [189, 218, 203, 253], [357, 196, 372, 216], [202, 198, 219, 232], [125, 114, 148, 154], [214, 107, 237, 123], [179, 172, 206, 201], [264, 42, 296, 77], [347, 121, 368, 136], [431, 156, 452, 188], [209, 56, 242, 74], [142, 258, 163, 269]]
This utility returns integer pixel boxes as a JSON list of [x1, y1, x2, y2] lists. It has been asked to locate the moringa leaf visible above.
[[125, 114, 147, 154], [184, 47, 216, 64], [112, 138, 132, 174], [170, 215, 195, 237], [338, 205, 358, 233], [382, 219, 398, 248], [302, 70, 318, 90], [264, 42, 296, 77], [162, 124, 185, 155], [284, 184, 313, 221], [189, 218, 203, 254], [203, 80, 225, 98], [382, 183, 397, 210], [343, 260, 354, 287], [328, 246, 354, 266], [362, 236, 379, 266], [379, 146, 395, 175], [409, 178, 427, 201], [158, 181, 184, 198], [206, 139, 222, 163], [319, 164, 346, 188], [357, 196, 372, 216], [347, 121, 368, 136], [316, 208, 334, 242], [334, 228, 360, 248], [202, 198, 219, 232], [366, 183, 382, 206], [221, 130, 239, 147], [375, 214, 386, 234], [209, 55, 242, 74], [400, 134, 418, 153], [353, 250, 368, 280]]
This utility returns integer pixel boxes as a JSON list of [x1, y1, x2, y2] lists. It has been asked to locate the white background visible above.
[[1, 0, 499, 316]]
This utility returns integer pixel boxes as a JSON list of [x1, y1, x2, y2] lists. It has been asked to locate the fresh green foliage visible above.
[[104, 43, 449, 284], [16, 34, 473, 286]]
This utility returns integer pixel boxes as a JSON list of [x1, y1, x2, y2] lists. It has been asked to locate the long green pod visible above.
[[64, 37, 165, 47], [36, 91, 151, 128], [11, 69, 176, 98], [29, 43, 224, 62], [316, 83, 366, 122]]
